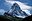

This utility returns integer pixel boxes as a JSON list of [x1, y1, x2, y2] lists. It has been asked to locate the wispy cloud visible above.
[[0, 9, 6, 15]]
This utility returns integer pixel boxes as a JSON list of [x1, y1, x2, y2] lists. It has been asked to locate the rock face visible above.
[[4, 3, 28, 18]]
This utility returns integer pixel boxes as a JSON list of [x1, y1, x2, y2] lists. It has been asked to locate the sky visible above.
[[0, 0, 32, 18]]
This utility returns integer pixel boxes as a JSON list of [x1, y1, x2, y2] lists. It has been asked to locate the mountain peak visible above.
[[4, 3, 28, 18]]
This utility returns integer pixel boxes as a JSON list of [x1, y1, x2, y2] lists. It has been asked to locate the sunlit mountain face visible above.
[[0, 0, 32, 18]]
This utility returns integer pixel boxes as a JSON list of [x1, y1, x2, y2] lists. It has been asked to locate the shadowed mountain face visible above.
[[4, 3, 28, 18]]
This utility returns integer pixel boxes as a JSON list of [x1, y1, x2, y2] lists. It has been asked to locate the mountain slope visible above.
[[4, 3, 28, 18]]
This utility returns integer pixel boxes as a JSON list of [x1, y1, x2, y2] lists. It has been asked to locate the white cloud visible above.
[[0, 9, 6, 15]]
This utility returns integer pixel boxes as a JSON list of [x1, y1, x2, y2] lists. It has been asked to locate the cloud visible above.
[[0, 9, 6, 15], [5, 0, 16, 5]]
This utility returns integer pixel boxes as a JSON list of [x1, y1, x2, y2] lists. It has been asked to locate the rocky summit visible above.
[[4, 3, 29, 18]]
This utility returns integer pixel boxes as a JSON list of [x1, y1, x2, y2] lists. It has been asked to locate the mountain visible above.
[[4, 3, 28, 18]]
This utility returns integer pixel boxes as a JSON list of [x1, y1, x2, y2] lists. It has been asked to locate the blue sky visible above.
[[0, 0, 11, 11], [0, 0, 32, 16]]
